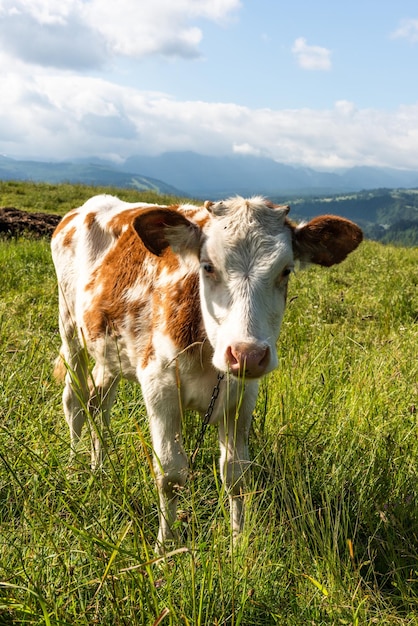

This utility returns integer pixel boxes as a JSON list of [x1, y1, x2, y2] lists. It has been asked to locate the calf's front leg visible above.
[[218, 382, 258, 538], [143, 380, 188, 551]]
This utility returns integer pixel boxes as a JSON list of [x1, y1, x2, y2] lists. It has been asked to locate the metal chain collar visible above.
[[190, 372, 224, 467]]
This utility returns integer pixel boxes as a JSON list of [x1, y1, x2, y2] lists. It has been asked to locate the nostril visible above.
[[258, 345, 270, 368], [225, 345, 240, 371]]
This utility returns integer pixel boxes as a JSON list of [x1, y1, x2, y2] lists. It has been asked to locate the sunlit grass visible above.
[[0, 232, 417, 624]]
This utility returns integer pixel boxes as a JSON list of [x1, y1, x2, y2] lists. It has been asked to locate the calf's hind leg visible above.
[[58, 345, 118, 469], [87, 363, 119, 470], [59, 343, 90, 463]]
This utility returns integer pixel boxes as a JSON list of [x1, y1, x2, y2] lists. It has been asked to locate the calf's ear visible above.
[[133, 208, 201, 257], [293, 215, 363, 267]]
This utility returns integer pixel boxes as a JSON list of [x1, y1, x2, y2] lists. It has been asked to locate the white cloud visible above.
[[83, 0, 203, 60], [391, 18, 418, 43], [1, 72, 418, 171], [334, 100, 356, 116], [0, 0, 241, 68], [0, 0, 80, 26], [0, 13, 107, 69], [292, 37, 332, 71], [233, 142, 261, 156]]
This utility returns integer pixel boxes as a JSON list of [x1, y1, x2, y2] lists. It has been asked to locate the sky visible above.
[[1, 0, 418, 171]]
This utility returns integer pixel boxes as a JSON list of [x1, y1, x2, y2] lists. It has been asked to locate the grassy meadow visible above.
[[0, 182, 417, 625]]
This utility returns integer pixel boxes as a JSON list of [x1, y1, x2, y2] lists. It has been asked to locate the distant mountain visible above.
[[121, 152, 342, 197], [0, 155, 183, 196], [120, 152, 418, 198], [1, 152, 418, 199]]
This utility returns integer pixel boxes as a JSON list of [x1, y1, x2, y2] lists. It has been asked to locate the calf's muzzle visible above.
[[225, 343, 271, 378]]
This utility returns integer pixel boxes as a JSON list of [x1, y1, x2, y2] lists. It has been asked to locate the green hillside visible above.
[[0, 194, 417, 623], [283, 188, 418, 245], [0, 179, 189, 216]]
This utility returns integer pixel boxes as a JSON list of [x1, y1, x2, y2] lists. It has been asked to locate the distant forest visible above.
[[278, 188, 418, 246]]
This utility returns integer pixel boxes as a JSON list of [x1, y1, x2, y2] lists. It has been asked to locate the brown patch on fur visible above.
[[84, 212, 97, 229], [84, 268, 98, 293], [127, 293, 155, 369], [62, 226, 76, 248], [83, 224, 153, 340], [141, 337, 155, 368], [52, 211, 78, 237], [164, 272, 204, 352], [160, 247, 180, 272]]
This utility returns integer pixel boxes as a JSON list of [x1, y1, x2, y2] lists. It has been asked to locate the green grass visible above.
[[0, 180, 188, 215], [0, 190, 417, 624]]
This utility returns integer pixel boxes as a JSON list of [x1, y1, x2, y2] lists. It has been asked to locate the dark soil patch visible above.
[[0, 207, 61, 238]]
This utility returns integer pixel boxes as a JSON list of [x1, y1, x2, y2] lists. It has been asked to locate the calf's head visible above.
[[134, 197, 362, 379]]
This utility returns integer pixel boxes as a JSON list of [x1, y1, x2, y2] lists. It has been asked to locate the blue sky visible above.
[[127, 1, 417, 110], [1, 0, 418, 170]]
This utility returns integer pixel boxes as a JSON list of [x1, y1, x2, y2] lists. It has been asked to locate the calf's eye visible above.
[[276, 266, 293, 287], [202, 261, 220, 283], [203, 262, 214, 274]]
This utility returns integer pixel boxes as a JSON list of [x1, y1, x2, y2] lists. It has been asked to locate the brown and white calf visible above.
[[51, 194, 362, 548]]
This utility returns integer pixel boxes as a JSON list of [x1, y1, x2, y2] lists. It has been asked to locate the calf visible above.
[[51, 194, 362, 548]]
